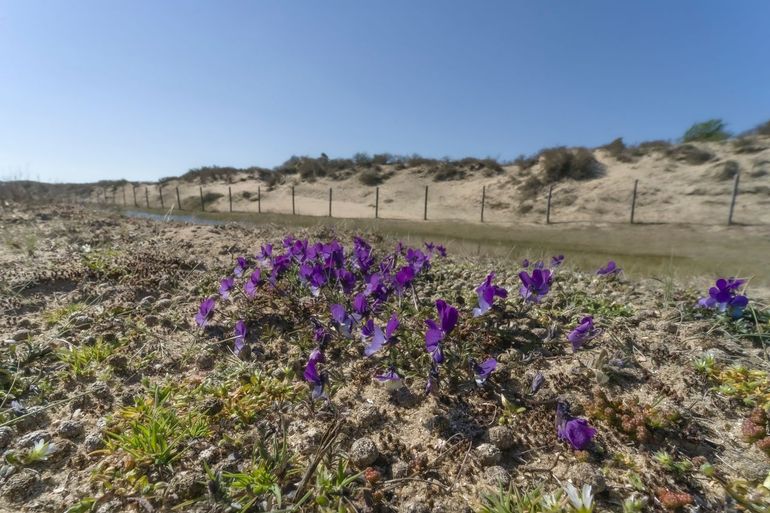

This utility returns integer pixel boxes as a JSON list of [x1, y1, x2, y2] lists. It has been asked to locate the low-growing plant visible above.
[[682, 118, 730, 142], [57, 338, 114, 378]]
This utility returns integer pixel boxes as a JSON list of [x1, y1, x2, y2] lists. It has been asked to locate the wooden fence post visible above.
[[199, 186, 205, 212], [328, 188, 332, 217], [546, 185, 553, 224], [375, 187, 379, 219], [630, 179, 639, 224], [728, 172, 740, 226], [258, 186, 261, 213], [292, 186, 295, 215], [423, 185, 428, 221], [145, 188, 149, 208], [228, 186, 233, 213], [159, 185, 165, 209], [176, 187, 181, 210], [132, 185, 137, 207], [480, 185, 486, 223]]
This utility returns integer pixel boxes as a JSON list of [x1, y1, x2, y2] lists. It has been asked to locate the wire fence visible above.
[[1, 172, 765, 226]]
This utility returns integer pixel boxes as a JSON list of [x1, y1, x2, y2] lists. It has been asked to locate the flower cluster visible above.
[[698, 277, 749, 319]]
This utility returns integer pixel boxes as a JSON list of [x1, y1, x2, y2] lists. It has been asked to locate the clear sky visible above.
[[1, 1, 769, 183]]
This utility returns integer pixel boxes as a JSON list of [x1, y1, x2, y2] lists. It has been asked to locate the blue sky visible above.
[[1, 1, 769, 183]]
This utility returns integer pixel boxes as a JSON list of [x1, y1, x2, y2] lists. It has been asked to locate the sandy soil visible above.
[[109, 137, 770, 227]]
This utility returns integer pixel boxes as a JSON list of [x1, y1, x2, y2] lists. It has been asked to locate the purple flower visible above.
[[531, 371, 545, 395], [406, 248, 430, 273], [233, 256, 249, 277], [353, 236, 375, 273], [425, 300, 458, 363], [303, 357, 326, 401], [375, 366, 403, 390], [698, 277, 749, 319], [330, 304, 354, 338], [556, 400, 596, 450], [234, 320, 247, 353], [518, 269, 552, 303], [244, 269, 262, 298], [313, 325, 331, 347], [395, 266, 415, 294], [533, 260, 545, 270], [473, 358, 497, 385], [363, 314, 399, 356], [521, 258, 530, 268], [335, 269, 356, 294], [596, 260, 621, 276], [567, 316, 602, 351], [352, 293, 369, 320], [472, 273, 508, 317], [257, 243, 273, 266], [195, 296, 216, 327], [551, 255, 565, 268], [218, 276, 235, 299], [425, 364, 440, 396]]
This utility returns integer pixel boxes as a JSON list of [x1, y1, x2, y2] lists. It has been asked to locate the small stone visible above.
[[0, 426, 14, 449], [565, 462, 606, 494], [144, 315, 159, 327], [1, 468, 42, 502], [488, 426, 515, 450], [14, 405, 49, 432], [197, 446, 219, 464], [349, 437, 379, 468], [88, 381, 112, 402], [475, 443, 501, 466], [138, 296, 156, 308], [57, 420, 84, 439], [84, 433, 105, 453], [155, 298, 173, 310], [424, 414, 449, 434], [401, 499, 430, 513], [196, 352, 215, 370], [353, 404, 381, 429], [15, 430, 51, 448], [391, 460, 409, 479], [12, 329, 31, 341], [81, 335, 97, 346], [483, 465, 510, 486], [169, 470, 205, 500]]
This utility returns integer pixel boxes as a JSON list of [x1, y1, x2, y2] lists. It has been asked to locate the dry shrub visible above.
[[709, 160, 740, 181], [540, 147, 601, 182], [666, 144, 714, 165], [359, 169, 384, 186]]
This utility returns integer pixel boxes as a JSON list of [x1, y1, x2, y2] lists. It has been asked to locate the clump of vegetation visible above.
[[540, 147, 601, 183], [682, 119, 730, 142], [695, 357, 770, 409], [666, 144, 714, 165], [358, 168, 385, 186], [587, 387, 678, 443]]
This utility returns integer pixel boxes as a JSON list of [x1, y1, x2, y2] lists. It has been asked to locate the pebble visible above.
[[169, 470, 205, 500], [155, 298, 173, 309], [391, 460, 409, 479], [57, 420, 84, 439], [488, 426, 515, 450], [0, 426, 14, 449], [475, 443, 502, 466], [349, 437, 379, 468], [15, 406, 49, 432], [15, 430, 51, 448], [83, 433, 105, 453], [353, 404, 381, 429], [12, 329, 31, 341], [483, 465, 510, 486], [401, 500, 430, 513], [1, 468, 41, 502]]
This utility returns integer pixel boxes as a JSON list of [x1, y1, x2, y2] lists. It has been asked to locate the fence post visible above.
[[328, 188, 332, 217], [292, 186, 295, 215], [199, 186, 205, 212], [546, 185, 553, 224], [630, 179, 639, 224], [423, 185, 428, 221], [176, 187, 182, 210], [480, 185, 486, 223], [258, 186, 261, 213], [145, 187, 149, 208], [728, 172, 740, 226], [228, 186, 233, 213], [122, 188, 127, 206], [132, 185, 138, 207], [375, 187, 379, 219], [159, 185, 165, 209]]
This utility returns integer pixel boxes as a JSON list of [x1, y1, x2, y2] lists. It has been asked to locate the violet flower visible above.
[[256, 243, 273, 266], [425, 300, 458, 364], [698, 277, 749, 319], [597, 260, 622, 276], [472, 273, 508, 317], [531, 371, 545, 395], [375, 366, 403, 390], [551, 255, 565, 268], [518, 269, 552, 303], [195, 296, 216, 327], [395, 265, 415, 294], [244, 269, 262, 298], [330, 304, 354, 338], [336, 268, 356, 294], [303, 357, 326, 400], [521, 258, 530, 268], [218, 276, 235, 299], [353, 236, 375, 273], [567, 316, 602, 351], [352, 293, 369, 321], [556, 400, 596, 451], [425, 363, 440, 396], [363, 314, 399, 356], [472, 358, 497, 386], [233, 320, 247, 354], [233, 256, 249, 277]]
